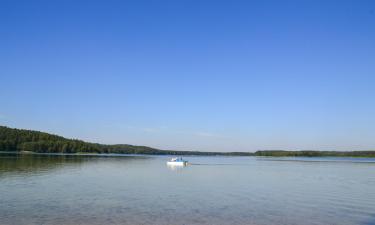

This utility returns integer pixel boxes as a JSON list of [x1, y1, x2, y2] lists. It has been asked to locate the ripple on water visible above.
[[1, 154, 375, 225]]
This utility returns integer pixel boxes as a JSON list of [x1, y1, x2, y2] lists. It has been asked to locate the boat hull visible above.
[[166, 161, 186, 166]]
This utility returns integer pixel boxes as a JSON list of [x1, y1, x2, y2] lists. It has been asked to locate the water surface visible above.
[[1, 153, 375, 225]]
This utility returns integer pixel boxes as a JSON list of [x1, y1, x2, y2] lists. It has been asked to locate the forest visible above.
[[0, 126, 252, 155], [1, 126, 374, 157]]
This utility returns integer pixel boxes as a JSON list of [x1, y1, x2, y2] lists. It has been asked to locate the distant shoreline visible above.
[[1, 126, 375, 157], [1, 150, 253, 157], [1, 150, 375, 158]]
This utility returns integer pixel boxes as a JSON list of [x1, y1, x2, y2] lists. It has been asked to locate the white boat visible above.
[[166, 157, 188, 166]]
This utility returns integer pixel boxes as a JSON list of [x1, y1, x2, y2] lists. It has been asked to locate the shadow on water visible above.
[[0, 153, 86, 178], [362, 215, 375, 225], [0, 152, 149, 178]]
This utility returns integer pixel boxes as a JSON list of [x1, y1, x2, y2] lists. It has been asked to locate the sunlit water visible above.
[[1, 153, 375, 225]]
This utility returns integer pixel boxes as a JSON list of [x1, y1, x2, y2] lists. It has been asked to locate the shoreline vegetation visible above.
[[1, 126, 375, 157]]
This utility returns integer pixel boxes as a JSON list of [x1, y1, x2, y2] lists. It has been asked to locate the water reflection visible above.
[[0, 153, 85, 178], [1, 153, 375, 225], [166, 164, 187, 171], [0, 153, 149, 178]]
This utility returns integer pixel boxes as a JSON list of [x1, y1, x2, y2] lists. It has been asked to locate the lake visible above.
[[1, 153, 375, 225]]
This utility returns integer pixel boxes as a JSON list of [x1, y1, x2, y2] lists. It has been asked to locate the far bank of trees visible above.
[[254, 150, 375, 157], [0, 126, 252, 155], [1, 126, 374, 157]]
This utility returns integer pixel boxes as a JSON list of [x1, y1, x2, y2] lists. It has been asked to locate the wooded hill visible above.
[[0, 126, 252, 155], [1, 126, 374, 157]]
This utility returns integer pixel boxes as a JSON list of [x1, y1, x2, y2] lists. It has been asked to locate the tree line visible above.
[[255, 150, 375, 157], [0, 126, 252, 155], [1, 126, 374, 157]]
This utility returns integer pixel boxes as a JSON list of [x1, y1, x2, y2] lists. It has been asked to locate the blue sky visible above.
[[1, 0, 374, 151]]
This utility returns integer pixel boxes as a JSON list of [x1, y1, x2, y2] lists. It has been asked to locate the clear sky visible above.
[[1, 0, 374, 152]]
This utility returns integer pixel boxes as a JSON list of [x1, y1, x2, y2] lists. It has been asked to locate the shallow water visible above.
[[1, 153, 375, 225]]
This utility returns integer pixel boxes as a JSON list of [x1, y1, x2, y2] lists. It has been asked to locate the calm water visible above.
[[1, 153, 375, 225]]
